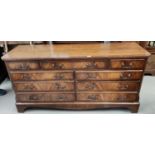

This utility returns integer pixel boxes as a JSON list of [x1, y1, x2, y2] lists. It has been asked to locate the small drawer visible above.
[[77, 92, 138, 102], [76, 71, 143, 81], [111, 59, 145, 69], [11, 71, 73, 81], [16, 92, 75, 102], [14, 81, 74, 92], [7, 61, 40, 70], [76, 81, 140, 91], [40, 61, 72, 70]]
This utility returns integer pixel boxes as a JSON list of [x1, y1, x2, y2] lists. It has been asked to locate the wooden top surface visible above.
[[2, 42, 150, 61]]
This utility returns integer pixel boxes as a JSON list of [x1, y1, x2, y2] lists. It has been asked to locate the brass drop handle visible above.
[[22, 74, 31, 80], [29, 95, 39, 100], [85, 62, 97, 68], [119, 84, 129, 90], [55, 73, 65, 80], [53, 62, 64, 69], [120, 73, 131, 79], [87, 95, 98, 101], [19, 63, 30, 70], [121, 61, 133, 68], [24, 85, 35, 91], [55, 83, 66, 90], [86, 73, 97, 79], [56, 95, 65, 100], [85, 83, 96, 90]]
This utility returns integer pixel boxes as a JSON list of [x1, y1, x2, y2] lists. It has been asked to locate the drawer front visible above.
[[76, 71, 143, 81], [76, 81, 140, 91], [14, 81, 74, 92], [73, 61, 107, 69], [77, 92, 138, 102], [40, 60, 107, 70], [17, 93, 75, 102], [7, 61, 40, 70], [40, 61, 72, 70], [11, 71, 73, 81], [111, 59, 145, 69]]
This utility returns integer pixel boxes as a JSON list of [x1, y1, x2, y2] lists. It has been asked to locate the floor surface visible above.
[[0, 76, 155, 114]]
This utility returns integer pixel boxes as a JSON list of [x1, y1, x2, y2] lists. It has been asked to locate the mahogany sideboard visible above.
[[2, 42, 150, 112]]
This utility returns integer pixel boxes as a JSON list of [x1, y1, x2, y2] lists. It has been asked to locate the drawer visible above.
[[7, 61, 40, 70], [16, 92, 75, 102], [73, 60, 107, 69], [111, 59, 145, 69], [76, 81, 140, 91], [40, 60, 107, 70], [77, 92, 138, 102], [11, 71, 73, 81], [14, 81, 74, 92], [76, 71, 143, 81]]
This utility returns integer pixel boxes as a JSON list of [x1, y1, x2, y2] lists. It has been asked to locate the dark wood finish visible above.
[[14, 81, 74, 92], [16, 92, 75, 102], [76, 81, 140, 91], [10, 71, 74, 81], [2, 43, 150, 112], [76, 71, 143, 81], [110, 59, 145, 69], [77, 92, 138, 102]]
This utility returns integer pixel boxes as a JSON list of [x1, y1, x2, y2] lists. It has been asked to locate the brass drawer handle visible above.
[[85, 62, 97, 69], [56, 95, 66, 100], [19, 63, 30, 70], [119, 84, 129, 90], [87, 95, 98, 101], [24, 85, 35, 91], [53, 62, 64, 69], [29, 95, 39, 100], [120, 73, 131, 80], [54, 73, 65, 80], [22, 74, 31, 80], [55, 83, 66, 90], [86, 73, 97, 79], [121, 61, 133, 69], [85, 82, 96, 90]]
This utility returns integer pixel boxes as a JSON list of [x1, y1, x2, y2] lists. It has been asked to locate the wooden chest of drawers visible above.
[[2, 43, 150, 112]]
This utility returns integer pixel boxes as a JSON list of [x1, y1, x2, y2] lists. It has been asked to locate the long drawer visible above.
[[76, 71, 143, 81], [7, 61, 40, 70], [77, 92, 138, 102], [14, 81, 74, 92], [76, 81, 140, 91], [7, 59, 145, 71], [16, 92, 75, 102], [110, 59, 145, 69], [10, 71, 73, 81]]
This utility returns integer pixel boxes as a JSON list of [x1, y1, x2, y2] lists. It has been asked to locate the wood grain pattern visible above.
[[76, 71, 143, 81], [7, 61, 40, 70], [10, 71, 74, 81], [111, 59, 145, 69], [76, 81, 140, 91], [2, 43, 150, 61], [16, 92, 75, 102], [77, 92, 138, 102], [2, 42, 149, 112], [14, 81, 74, 92]]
